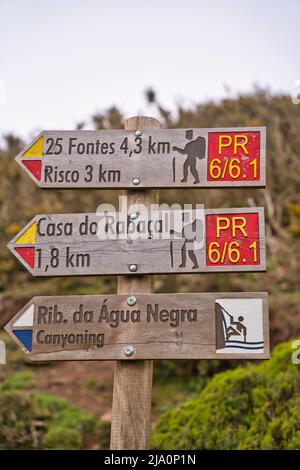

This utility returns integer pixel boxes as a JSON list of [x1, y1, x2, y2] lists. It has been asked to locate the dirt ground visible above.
[[36, 361, 115, 421]]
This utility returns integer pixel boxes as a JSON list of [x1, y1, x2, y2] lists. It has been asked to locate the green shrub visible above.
[[0, 390, 35, 449], [0, 370, 34, 391], [151, 339, 300, 450], [0, 371, 110, 449], [43, 426, 82, 450]]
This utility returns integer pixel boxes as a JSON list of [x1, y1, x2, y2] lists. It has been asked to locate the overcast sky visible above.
[[0, 0, 299, 141]]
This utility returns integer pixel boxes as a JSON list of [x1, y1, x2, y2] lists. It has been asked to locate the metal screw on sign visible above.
[[123, 345, 134, 357], [127, 296, 137, 306], [129, 264, 138, 272], [134, 130, 142, 137], [132, 178, 140, 186], [129, 212, 139, 221]]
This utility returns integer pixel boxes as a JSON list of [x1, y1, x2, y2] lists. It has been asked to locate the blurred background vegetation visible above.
[[0, 88, 299, 449]]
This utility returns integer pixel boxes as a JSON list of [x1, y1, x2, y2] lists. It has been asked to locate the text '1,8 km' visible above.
[[7, 207, 266, 276], [15, 128, 266, 188]]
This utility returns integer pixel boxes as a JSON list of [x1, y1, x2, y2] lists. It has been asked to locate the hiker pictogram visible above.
[[172, 130, 206, 184], [170, 214, 203, 269]]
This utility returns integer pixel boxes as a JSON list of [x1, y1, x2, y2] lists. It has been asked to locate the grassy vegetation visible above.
[[151, 339, 300, 450], [0, 371, 110, 450]]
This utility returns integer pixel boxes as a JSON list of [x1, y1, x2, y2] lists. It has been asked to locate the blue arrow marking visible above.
[[12, 329, 32, 352]]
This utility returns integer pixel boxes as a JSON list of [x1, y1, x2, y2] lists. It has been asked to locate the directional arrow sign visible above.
[[7, 207, 266, 276], [16, 128, 266, 188], [4, 292, 269, 360]]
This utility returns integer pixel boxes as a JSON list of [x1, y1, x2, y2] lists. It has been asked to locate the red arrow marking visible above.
[[22, 160, 42, 181], [15, 247, 35, 269]]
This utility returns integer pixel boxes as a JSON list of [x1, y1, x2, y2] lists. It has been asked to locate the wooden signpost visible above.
[[5, 116, 269, 451], [5, 292, 269, 361], [7, 207, 266, 276], [15, 127, 266, 188]]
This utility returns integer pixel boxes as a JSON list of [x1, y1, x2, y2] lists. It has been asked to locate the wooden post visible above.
[[110, 116, 161, 450]]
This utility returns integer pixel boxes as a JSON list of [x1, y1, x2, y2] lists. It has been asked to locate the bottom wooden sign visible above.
[[5, 292, 269, 361]]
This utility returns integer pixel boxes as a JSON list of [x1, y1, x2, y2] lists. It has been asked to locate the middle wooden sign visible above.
[[8, 207, 266, 276]]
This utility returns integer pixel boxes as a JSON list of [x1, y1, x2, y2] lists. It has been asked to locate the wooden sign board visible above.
[[4, 292, 269, 361], [7, 208, 266, 276], [16, 127, 266, 188]]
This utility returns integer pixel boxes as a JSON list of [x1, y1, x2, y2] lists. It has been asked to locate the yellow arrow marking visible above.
[[15, 223, 36, 245], [22, 136, 44, 158]]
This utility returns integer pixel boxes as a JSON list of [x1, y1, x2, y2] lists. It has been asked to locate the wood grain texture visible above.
[[111, 116, 160, 450], [15, 127, 266, 188], [4, 292, 270, 361], [7, 207, 266, 276]]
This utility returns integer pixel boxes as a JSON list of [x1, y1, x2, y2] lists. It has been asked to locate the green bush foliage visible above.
[[151, 339, 300, 449], [0, 370, 34, 391], [0, 372, 110, 450], [43, 426, 81, 450]]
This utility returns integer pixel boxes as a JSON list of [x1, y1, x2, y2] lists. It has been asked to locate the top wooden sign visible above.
[[16, 127, 266, 188]]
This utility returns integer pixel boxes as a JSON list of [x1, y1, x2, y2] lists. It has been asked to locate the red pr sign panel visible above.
[[206, 212, 260, 266], [207, 131, 260, 182]]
